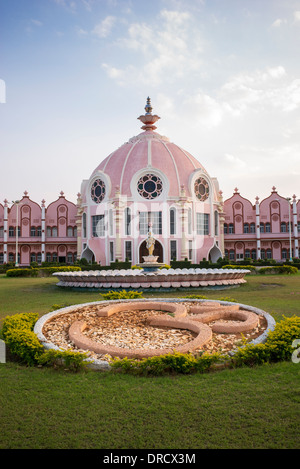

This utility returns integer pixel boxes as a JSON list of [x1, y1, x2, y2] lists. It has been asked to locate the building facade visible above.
[[223, 187, 299, 262], [0, 191, 77, 266], [1, 100, 299, 267]]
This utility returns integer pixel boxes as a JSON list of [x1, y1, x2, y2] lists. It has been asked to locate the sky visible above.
[[1, 0, 300, 206]]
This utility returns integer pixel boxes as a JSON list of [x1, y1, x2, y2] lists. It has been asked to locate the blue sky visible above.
[[1, 0, 300, 204]]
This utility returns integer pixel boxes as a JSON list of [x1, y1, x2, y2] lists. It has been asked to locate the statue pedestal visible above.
[[137, 256, 166, 273], [143, 255, 159, 263]]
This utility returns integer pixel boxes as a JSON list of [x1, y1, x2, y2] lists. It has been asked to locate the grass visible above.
[[0, 272, 300, 449], [1, 361, 299, 449]]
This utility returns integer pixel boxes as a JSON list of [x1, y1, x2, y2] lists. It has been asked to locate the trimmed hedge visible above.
[[1, 312, 88, 370], [258, 265, 298, 275], [6, 266, 81, 277], [101, 290, 144, 300], [110, 351, 225, 376], [232, 315, 300, 367], [1, 313, 43, 365]]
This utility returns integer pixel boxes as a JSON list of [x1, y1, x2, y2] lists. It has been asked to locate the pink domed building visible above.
[[77, 98, 224, 266]]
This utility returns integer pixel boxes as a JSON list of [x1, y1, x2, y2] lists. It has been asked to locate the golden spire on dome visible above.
[[137, 97, 160, 131]]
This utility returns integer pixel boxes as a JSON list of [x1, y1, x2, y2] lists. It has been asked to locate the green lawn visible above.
[[0, 273, 300, 450]]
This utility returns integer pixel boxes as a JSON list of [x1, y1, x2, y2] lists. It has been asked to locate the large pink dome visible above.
[[90, 98, 207, 200]]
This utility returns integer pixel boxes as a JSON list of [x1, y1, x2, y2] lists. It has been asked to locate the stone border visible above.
[[34, 298, 276, 370]]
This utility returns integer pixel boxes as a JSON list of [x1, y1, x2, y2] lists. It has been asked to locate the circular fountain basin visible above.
[[53, 267, 250, 291]]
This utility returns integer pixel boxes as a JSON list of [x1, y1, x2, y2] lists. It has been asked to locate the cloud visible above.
[[294, 11, 300, 22], [92, 16, 116, 38], [31, 19, 43, 27], [53, 0, 77, 11], [271, 18, 287, 28], [102, 9, 204, 87], [218, 66, 300, 115]]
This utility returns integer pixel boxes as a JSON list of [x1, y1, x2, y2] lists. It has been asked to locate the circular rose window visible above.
[[137, 174, 163, 199], [194, 177, 209, 201], [91, 179, 106, 203]]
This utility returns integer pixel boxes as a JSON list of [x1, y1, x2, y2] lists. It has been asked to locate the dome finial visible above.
[[138, 97, 160, 131], [145, 96, 153, 115]]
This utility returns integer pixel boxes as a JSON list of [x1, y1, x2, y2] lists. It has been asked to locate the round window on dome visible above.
[[194, 177, 209, 201], [91, 179, 106, 203], [137, 174, 163, 199]]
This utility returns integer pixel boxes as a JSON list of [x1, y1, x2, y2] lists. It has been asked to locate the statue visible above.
[[146, 224, 155, 256]]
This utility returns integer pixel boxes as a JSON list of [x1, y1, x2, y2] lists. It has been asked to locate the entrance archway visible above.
[[208, 245, 222, 263], [81, 247, 95, 263], [139, 240, 163, 263]]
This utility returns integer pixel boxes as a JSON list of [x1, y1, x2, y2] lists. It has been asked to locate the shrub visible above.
[[1, 313, 44, 365], [182, 294, 208, 299], [265, 315, 300, 361], [6, 266, 81, 278], [37, 349, 89, 372], [232, 315, 300, 367], [110, 351, 225, 376], [6, 268, 38, 277], [222, 265, 255, 272], [217, 297, 238, 303], [258, 265, 298, 275], [1, 312, 89, 370], [101, 290, 144, 300]]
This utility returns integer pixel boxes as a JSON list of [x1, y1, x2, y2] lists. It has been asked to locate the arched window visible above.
[[243, 223, 249, 234], [265, 223, 271, 233], [9, 226, 14, 237], [170, 208, 176, 235], [67, 226, 73, 237], [229, 223, 234, 234], [224, 223, 228, 234], [260, 223, 265, 233], [52, 226, 58, 237], [250, 223, 255, 233]]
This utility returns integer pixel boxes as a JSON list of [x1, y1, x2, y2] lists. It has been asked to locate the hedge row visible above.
[[6, 266, 81, 277], [1, 312, 88, 370], [221, 264, 298, 275]]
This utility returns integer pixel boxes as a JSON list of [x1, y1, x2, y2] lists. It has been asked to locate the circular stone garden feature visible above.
[[34, 299, 276, 369]]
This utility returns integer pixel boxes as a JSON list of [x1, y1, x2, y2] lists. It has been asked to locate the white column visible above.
[[41, 200, 46, 263], [3, 199, 8, 264], [293, 195, 298, 259], [255, 196, 261, 259]]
